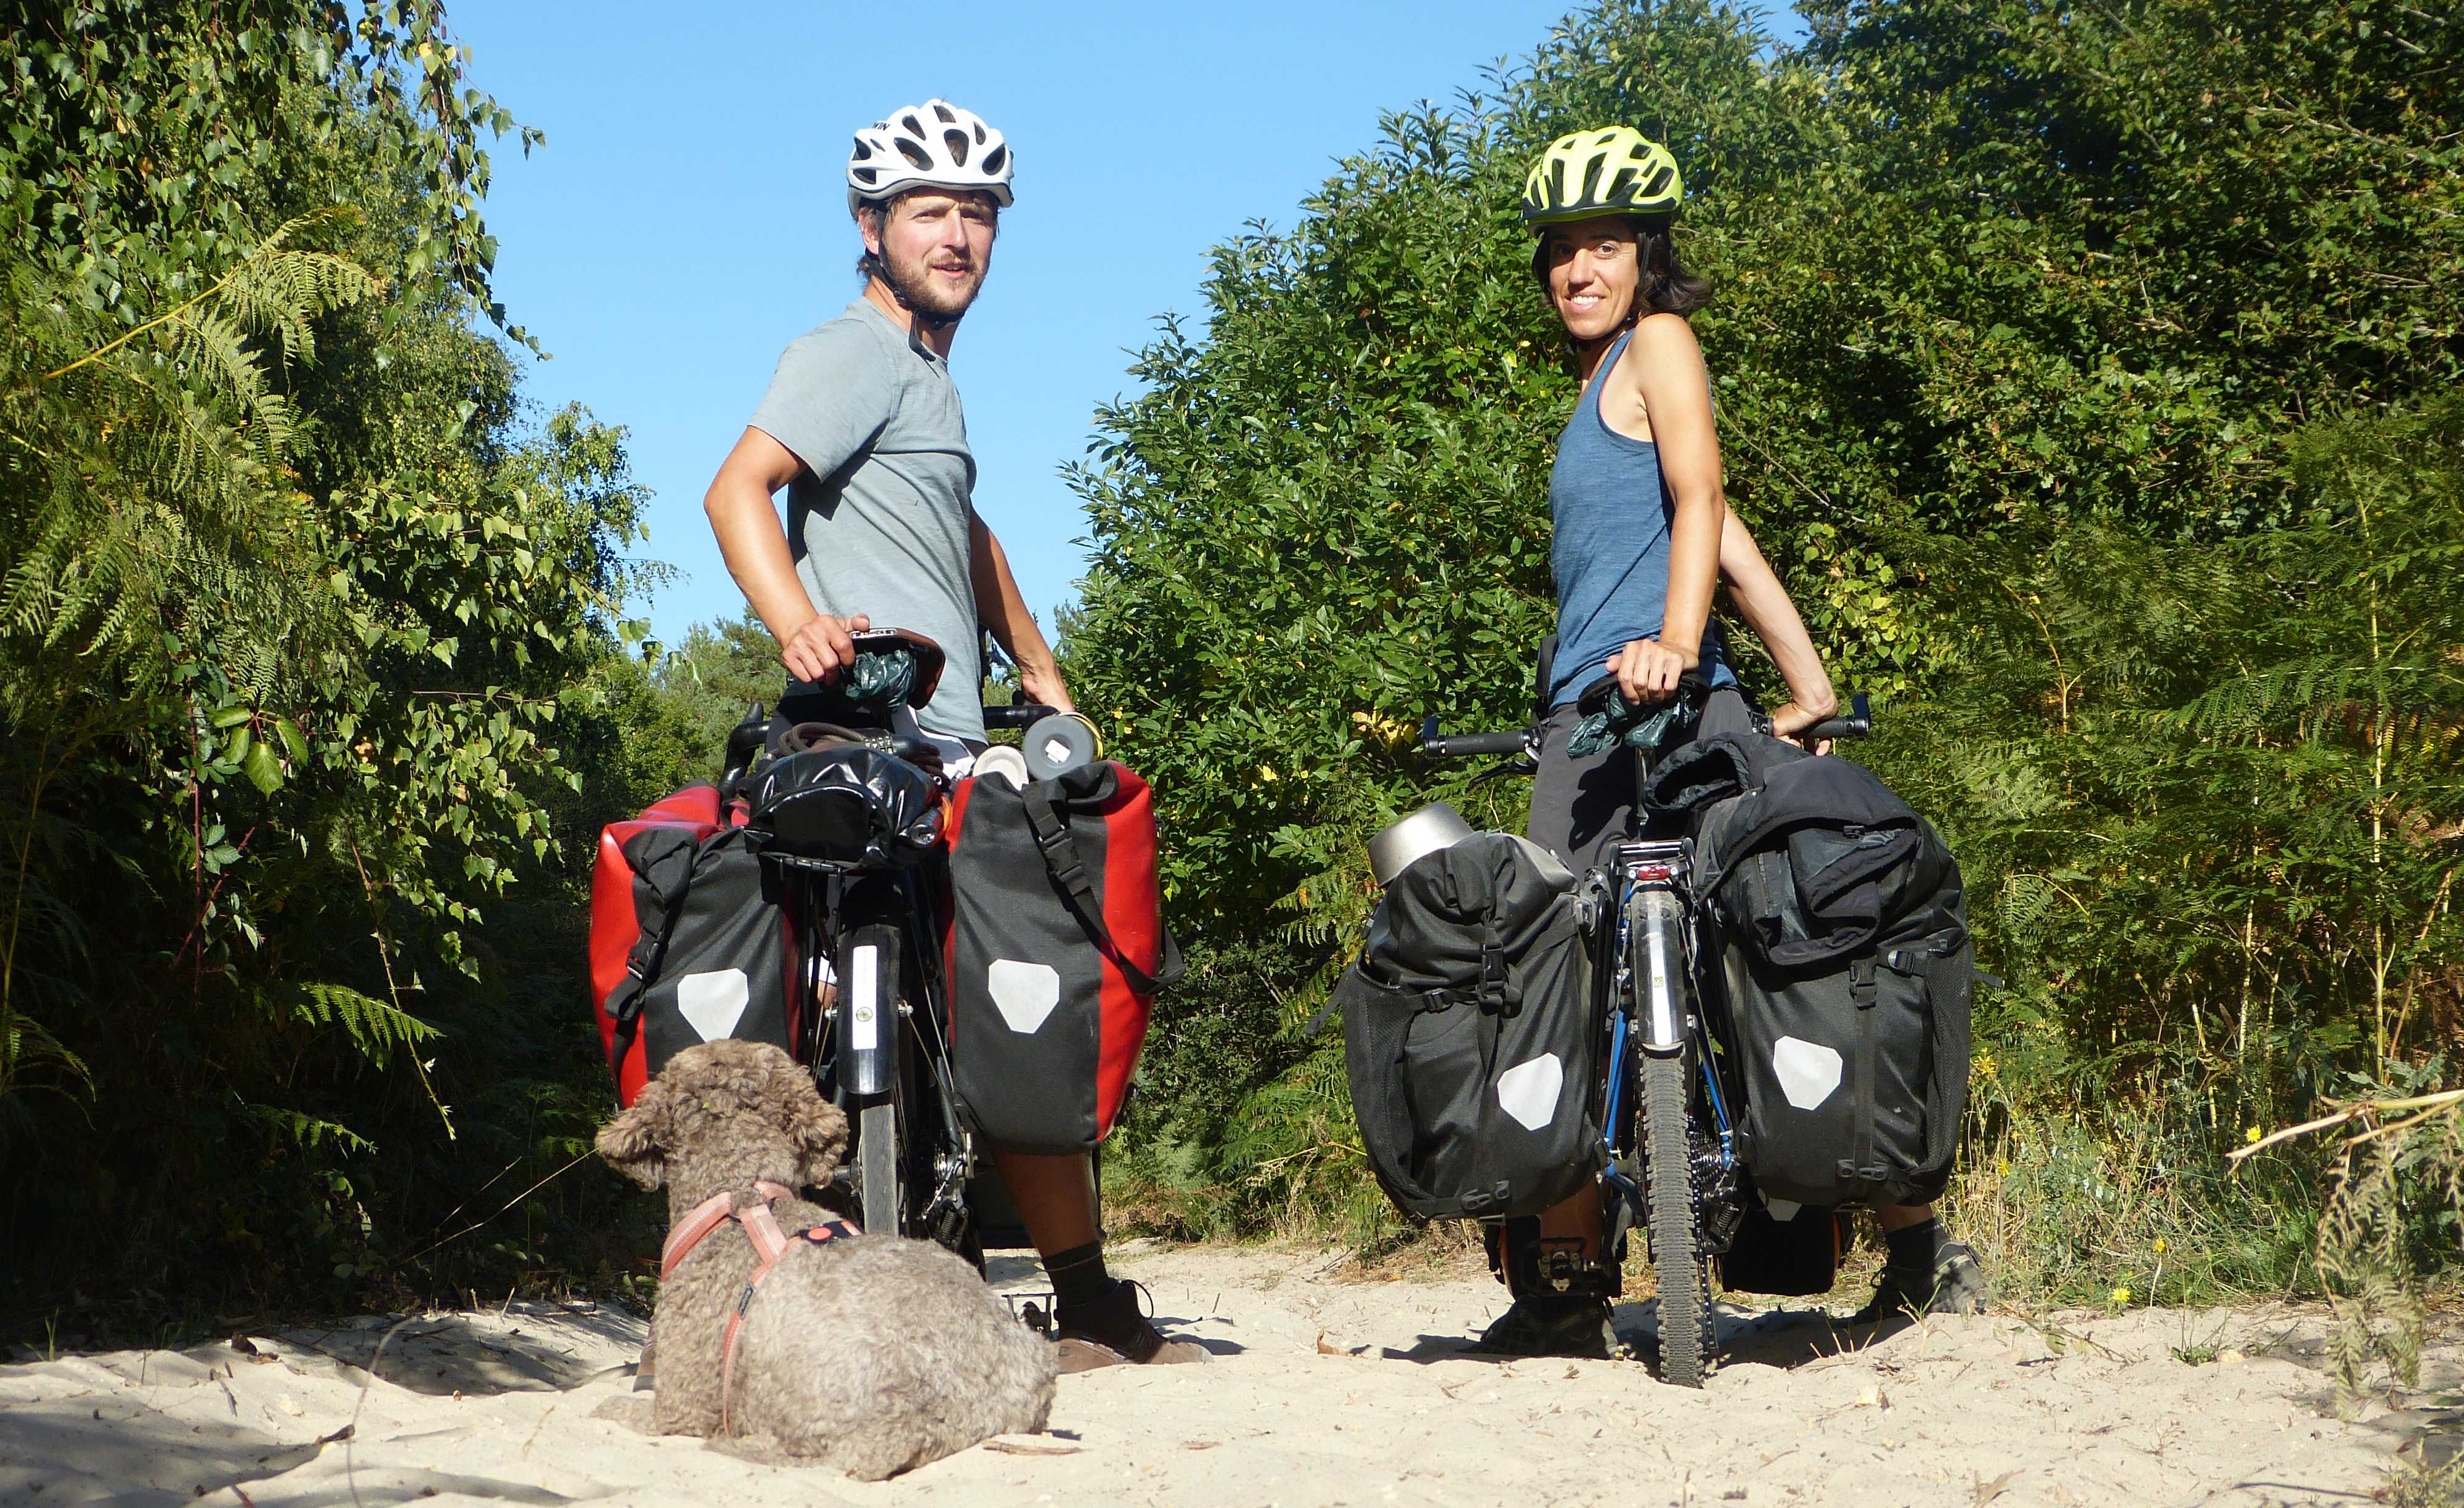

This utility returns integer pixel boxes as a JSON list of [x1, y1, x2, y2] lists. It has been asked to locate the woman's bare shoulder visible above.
[[1627, 312, 1704, 361]]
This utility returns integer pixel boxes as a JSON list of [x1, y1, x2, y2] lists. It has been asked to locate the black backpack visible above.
[[1335, 833, 1602, 1222], [1694, 749, 1974, 1212]]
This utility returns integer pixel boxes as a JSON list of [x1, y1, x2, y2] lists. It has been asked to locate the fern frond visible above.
[[290, 981, 440, 1069], [240, 1100, 378, 1157]]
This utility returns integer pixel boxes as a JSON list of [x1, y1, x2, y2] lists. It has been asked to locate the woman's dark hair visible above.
[[1531, 215, 1711, 321]]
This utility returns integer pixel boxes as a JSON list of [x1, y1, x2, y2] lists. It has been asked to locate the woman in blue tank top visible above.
[[1472, 127, 1987, 1360]]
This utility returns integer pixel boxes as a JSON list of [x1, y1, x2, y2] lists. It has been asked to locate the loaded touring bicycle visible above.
[[596, 628, 1169, 1265], [1360, 638, 1974, 1385]]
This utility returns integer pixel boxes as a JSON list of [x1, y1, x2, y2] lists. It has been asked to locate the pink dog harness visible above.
[[660, 1182, 861, 1435]]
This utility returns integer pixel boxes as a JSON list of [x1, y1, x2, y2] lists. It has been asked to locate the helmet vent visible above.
[[944, 128, 971, 166], [1640, 164, 1674, 198], [932, 102, 956, 123], [1578, 153, 1606, 205], [901, 113, 926, 137], [895, 137, 934, 170], [1605, 166, 1636, 201], [981, 143, 1007, 175], [851, 137, 873, 161]]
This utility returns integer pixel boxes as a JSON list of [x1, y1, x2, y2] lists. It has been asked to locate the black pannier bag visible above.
[[941, 760, 1175, 1156], [1695, 751, 1974, 1211], [1337, 832, 1603, 1222], [592, 786, 798, 1107]]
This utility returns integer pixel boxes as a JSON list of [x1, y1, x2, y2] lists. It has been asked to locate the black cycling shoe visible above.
[[1849, 1241, 1991, 1324], [1470, 1295, 1625, 1359]]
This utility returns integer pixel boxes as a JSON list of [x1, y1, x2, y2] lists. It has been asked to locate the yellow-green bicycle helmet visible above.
[[1520, 126, 1684, 226]]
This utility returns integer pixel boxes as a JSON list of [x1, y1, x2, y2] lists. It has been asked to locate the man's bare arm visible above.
[[968, 508, 1074, 714], [703, 427, 868, 683], [1719, 514, 1838, 738]]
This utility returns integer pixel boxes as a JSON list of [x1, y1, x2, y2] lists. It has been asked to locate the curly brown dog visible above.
[[598, 1039, 1055, 1478]]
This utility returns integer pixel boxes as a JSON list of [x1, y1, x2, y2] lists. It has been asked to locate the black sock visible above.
[[1045, 1241, 1113, 1310], [1884, 1217, 1948, 1271]]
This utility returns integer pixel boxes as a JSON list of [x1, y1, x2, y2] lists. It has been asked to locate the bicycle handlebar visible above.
[[1417, 691, 1876, 763], [1422, 730, 1529, 760], [983, 702, 1057, 731]]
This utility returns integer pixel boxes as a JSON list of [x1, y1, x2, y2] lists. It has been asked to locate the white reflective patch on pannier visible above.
[[1772, 1036, 1843, 1111], [988, 959, 1060, 1034], [676, 968, 750, 1042], [1495, 1053, 1565, 1132]]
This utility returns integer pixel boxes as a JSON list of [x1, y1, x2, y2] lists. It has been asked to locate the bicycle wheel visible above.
[[1641, 1050, 1714, 1387], [856, 1087, 906, 1236]]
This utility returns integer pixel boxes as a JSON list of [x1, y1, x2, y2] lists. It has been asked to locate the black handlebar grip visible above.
[[1802, 691, 1874, 743], [1424, 731, 1529, 759], [983, 703, 1058, 730]]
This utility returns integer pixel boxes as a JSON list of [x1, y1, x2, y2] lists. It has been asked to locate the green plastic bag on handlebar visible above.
[[840, 647, 918, 711], [1565, 686, 1697, 758]]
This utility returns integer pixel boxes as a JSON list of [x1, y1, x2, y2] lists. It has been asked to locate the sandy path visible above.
[[1, 1241, 2446, 1507]]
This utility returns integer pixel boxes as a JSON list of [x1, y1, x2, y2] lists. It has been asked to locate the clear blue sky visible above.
[[453, 2, 1806, 648]]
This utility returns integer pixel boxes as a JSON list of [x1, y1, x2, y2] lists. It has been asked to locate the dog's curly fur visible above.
[[598, 1040, 1054, 1478]]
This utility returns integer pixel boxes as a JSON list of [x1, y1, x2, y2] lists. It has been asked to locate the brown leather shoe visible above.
[[1052, 1279, 1207, 1369]]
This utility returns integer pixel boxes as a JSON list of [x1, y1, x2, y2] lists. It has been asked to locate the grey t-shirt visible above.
[[748, 298, 984, 742]]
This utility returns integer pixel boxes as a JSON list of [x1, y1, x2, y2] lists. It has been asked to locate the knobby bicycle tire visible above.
[[1642, 1051, 1714, 1387]]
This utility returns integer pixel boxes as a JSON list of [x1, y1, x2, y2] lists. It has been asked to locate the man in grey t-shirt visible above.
[[702, 100, 1199, 1367]]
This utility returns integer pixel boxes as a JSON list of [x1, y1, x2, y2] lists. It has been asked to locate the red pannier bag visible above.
[[941, 760, 1181, 1154], [591, 784, 798, 1107]]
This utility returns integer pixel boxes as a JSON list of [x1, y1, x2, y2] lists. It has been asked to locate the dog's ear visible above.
[[793, 1093, 851, 1186], [754, 1048, 848, 1183], [596, 1079, 670, 1190]]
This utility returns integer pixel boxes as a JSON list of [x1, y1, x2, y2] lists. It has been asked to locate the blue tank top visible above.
[[1546, 327, 1733, 709]]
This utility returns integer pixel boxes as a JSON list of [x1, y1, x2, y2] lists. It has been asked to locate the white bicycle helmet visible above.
[[846, 100, 1015, 215]]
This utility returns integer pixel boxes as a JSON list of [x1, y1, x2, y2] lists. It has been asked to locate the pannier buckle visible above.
[[1477, 942, 1521, 1015], [1032, 821, 1089, 890]]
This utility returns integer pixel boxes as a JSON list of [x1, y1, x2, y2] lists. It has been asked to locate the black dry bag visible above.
[[1695, 751, 1975, 1211], [1336, 832, 1602, 1223]]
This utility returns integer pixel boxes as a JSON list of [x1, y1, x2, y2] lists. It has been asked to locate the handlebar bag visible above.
[[745, 743, 942, 867], [941, 760, 1181, 1154], [1693, 755, 1974, 1210], [1335, 832, 1604, 1223], [591, 784, 798, 1108]]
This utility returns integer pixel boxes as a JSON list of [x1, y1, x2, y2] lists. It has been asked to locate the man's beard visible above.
[[881, 247, 984, 325]]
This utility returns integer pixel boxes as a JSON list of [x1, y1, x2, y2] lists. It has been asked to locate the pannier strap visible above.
[[1019, 781, 1185, 996]]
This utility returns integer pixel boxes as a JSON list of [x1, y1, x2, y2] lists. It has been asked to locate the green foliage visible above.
[[1075, 0, 2464, 1290], [0, 1, 668, 1327]]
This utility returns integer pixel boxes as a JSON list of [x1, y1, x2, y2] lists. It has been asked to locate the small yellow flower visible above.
[[2245, 1125, 2263, 1145], [1996, 1158, 2012, 1179], [2153, 1238, 2167, 1256], [2110, 1286, 2133, 1305]]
